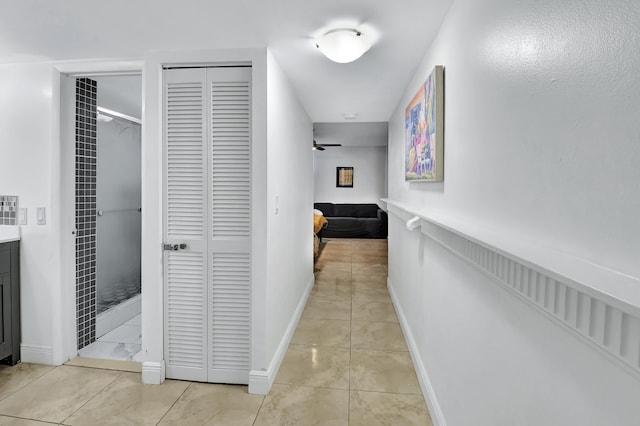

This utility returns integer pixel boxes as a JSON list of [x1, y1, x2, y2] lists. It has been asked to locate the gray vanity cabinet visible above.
[[0, 240, 20, 365]]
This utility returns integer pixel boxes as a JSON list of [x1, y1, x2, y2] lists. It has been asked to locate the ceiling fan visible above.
[[313, 140, 342, 151]]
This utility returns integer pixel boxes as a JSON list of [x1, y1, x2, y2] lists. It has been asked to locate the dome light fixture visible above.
[[316, 29, 371, 63]]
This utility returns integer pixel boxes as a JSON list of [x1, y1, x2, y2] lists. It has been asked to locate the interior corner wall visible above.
[[0, 63, 59, 363], [387, 0, 640, 424], [313, 146, 387, 205], [265, 51, 314, 372]]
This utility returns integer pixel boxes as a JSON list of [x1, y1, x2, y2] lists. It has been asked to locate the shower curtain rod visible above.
[[97, 106, 142, 125]]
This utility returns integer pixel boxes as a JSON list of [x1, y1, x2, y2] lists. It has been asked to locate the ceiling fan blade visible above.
[[319, 143, 342, 147], [316, 146, 325, 151]]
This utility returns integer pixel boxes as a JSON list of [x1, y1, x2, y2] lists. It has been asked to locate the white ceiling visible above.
[[0, 0, 452, 123]]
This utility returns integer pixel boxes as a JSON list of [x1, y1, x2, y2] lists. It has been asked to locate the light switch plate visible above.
[[37, 207, 46, 225], [19, 208, 27, 225]]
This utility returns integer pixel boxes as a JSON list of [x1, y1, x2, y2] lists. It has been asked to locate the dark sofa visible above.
[[314, 203, 388, 239]]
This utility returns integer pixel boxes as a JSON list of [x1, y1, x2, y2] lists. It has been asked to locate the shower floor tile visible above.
[[78, 317, 142, 362], [124, 313, 141, 326], [78, 341, 141, 362], [98, 324, 141, 344]]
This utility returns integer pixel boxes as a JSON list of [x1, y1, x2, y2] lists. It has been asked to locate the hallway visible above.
[[0, 239, 431, 425], [261, 238, 431, 424]]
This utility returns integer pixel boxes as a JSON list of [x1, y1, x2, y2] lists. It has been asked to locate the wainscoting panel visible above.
[[383, 199, 640, 377]]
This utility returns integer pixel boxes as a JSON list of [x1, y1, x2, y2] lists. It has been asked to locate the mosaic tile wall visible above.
[[76, 78, 97, 350], [0, 196, 18, 225]]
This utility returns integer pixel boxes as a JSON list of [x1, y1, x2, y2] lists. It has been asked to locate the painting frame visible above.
[[336, 166, 354, 188], [404, 65, 444, 182]]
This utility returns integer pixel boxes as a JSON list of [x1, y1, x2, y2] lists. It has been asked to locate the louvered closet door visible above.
[[206, 67, 251, 384], [164, 68, 208, 382], [164, 66, 251, 384]]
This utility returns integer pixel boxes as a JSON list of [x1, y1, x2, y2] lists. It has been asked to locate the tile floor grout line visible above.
[[272, 382, 351, 392], [351, 347, 409, 353], [0, 364, 56, 403], [348, 246, 353, 425], [251, 391, 267, 426], [348, 388, 423, 396], [59, 368, 123, 425], [154, 382, 192, 426], [0, 413, 58, 425]]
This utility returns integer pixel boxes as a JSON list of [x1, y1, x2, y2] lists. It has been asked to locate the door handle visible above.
[[163, 243, 188, 251]]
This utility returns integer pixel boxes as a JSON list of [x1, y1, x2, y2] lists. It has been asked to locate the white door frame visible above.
[[144, 49, 268, 388], [54, 60, 144, 365]]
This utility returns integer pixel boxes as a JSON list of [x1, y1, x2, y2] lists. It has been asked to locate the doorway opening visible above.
[[71, 74, 143, 362]]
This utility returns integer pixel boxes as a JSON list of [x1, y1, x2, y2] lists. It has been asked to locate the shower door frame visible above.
[[56, 61, 144, 363]]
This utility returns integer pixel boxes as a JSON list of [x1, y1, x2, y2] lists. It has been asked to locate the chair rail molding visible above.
[[383, 198, 640, 378]]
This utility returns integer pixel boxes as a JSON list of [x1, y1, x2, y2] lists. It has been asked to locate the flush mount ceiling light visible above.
[[316, 29, 371, 63]]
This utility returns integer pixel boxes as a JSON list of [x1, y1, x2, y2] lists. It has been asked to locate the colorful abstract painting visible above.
[[405, 65, 444, 182]]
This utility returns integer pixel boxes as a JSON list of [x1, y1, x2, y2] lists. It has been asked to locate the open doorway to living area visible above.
[[312, 122, 389, 260]]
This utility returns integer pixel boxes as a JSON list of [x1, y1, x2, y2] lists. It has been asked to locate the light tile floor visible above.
[[0, 238, 432, 425]]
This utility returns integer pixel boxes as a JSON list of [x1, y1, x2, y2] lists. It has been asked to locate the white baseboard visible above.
[[388, 277, 447, 426], [248, 370, 270, 395], [142, 361, 165, 384], [21, 344, 55, 365], [249, 273, 314, 395]]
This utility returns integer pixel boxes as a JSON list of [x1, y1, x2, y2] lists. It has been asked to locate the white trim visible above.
[[53, 59, 144, 75], [384, 199, 640, 378], [248, 273, 314, 395], [21, 344, 55, 365], [142, 361, 165, 384], [55, 60, 145, 367], [388, 278, 447, 426], [54, 70, 77, 365], [248, 370, 270, 395], [382, 198, 640, 315]]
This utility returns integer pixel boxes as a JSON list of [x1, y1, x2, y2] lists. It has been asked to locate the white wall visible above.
[[390, 0, 640, 278], [262, 50, 314, 387], [314, 147, 387, 204], [387, 0, 640, 424], [0, 63, 63, 364], [0, 50, 308, 393]]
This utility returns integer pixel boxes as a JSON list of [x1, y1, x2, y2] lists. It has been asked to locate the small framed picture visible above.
[[336, 167, 354, 188]]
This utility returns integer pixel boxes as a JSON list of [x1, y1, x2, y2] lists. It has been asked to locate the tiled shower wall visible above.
[[76, 78, 97, 350], [0, 195, 18, 225]]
